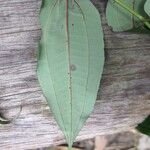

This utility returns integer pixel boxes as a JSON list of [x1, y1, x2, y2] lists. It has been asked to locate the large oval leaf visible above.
[[37, 0, 104, 147], [106, 0, 148, 31]]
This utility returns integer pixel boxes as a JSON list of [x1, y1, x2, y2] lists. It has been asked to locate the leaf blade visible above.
[[144, 0, 150, 16], [137, 115, 150, 136], [37, 0, 104, 146], [106, 0, 148, 31]]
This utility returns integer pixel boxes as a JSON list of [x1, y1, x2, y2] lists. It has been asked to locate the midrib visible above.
[[65, 0, 73, 145]]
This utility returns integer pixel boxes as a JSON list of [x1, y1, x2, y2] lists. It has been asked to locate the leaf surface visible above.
[[137, 115, 150, 136], [106, 0, 148, 31], [37, 0, 104, 147], [144, 0, 150, 16]]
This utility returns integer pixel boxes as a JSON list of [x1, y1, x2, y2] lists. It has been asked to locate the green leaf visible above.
[[106, 0, 149, 31], [137, 115, 150, 136], [37, 0, 104, 148], [144, 0, 150, 16]]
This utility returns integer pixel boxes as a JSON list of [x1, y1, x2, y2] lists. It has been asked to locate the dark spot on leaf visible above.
[[70, 64, 76, 71]]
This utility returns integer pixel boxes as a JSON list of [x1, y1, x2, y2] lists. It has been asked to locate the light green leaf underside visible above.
[[144, 0, 150, 16], [106, 0, 148, 31], [37, 0, 104, 147]]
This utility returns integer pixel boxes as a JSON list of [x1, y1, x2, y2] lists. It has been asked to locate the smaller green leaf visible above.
[[106, 0, 150, 31], [137, 115, 150, 136], [106, 0, 133, 32], [144, 0, 150, 16]]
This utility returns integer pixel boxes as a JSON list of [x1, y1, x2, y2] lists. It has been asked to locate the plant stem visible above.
[[114, 0, 150, 29]]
